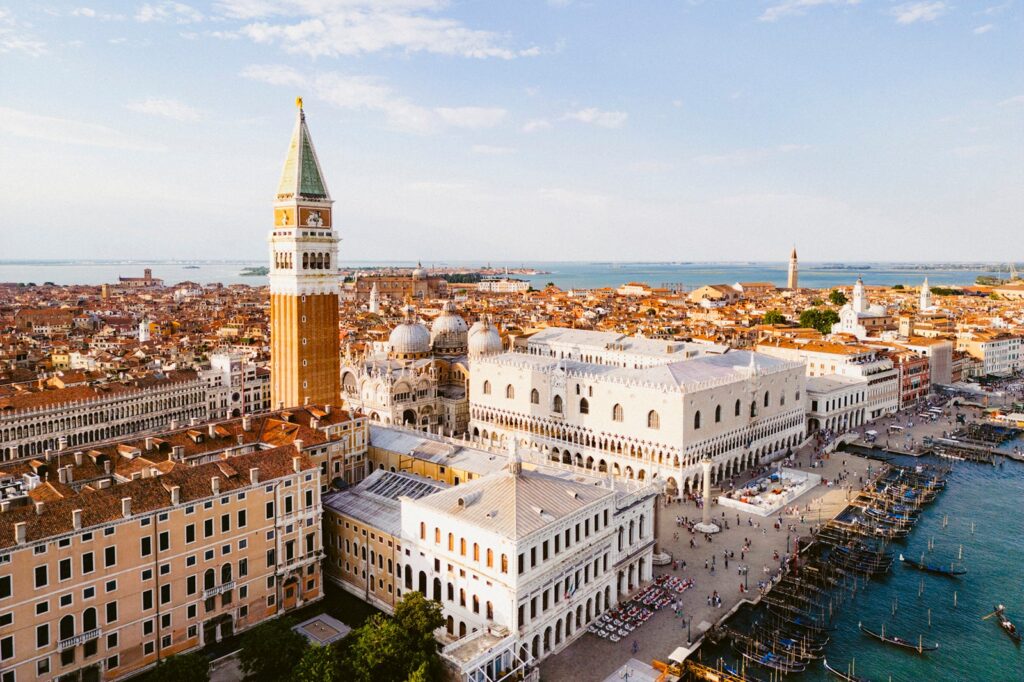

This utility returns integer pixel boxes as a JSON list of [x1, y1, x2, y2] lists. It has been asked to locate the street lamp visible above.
[[687, 615, 693, 644]]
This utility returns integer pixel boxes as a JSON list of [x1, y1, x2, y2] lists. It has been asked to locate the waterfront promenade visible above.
[[539, 443, 873, 681]]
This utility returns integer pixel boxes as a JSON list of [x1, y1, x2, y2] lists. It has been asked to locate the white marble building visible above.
[[468, 329, 807, 496]]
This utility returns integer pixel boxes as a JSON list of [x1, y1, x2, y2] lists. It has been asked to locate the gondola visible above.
[[988, 605, 1022, 644], [859, 622, 938, 653], [898, 553, 966, 577], [738, 648, 808, 674], [823, 658, 872, 682]]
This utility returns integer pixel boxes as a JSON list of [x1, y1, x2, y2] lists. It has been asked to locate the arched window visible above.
[[420, 522, 426, 540], [501, 554, 508, 573], [750, 401, 757, 418], [764, 391, 770, 408], [302, 253, 309, 269], [448, 533, 454, 551], [530, 389, 539, 405], [796, 391, 801, 401], [483, 381, 491, 395], [204, 568, 215, 590], [324, 253, 330, 269], [553, 395, 563, 413], [715, 405, 722, 423], [612, 404, 624, 422], [221, 563, 232, 583], [693, 411, 701, 430], [460, 538, 466, 556], [83, 607, 97, 631], [780, 394, 786, 406], [473, 543, 479, 561], [506, 384, 515, 400], [59, 615, 75, 641], [735, 399, 741, 417], [579, 398, 589, 414], [647, 410, 660, 429], [486, 548, 494, 568]]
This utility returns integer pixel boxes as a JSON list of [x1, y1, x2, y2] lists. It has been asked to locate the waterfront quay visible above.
[[539, 442, 873, 681]]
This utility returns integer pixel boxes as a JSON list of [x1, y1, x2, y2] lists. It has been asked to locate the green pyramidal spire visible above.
[[276, 99, 330, 201]]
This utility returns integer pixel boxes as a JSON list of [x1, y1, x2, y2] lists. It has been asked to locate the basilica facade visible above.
[[339, 302, 505, 436]]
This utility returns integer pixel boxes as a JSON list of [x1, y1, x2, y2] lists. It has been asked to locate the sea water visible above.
[[700, 455, 1024, 681], [0, 260, 1004, 290]]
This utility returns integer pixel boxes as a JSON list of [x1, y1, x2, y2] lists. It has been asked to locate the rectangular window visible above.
[[105, 601, 118, 624], [221, 514, 230, 533], [305, 490, 313, 507], [187, 575, 196, 595], [34, 565, 48, 588], [186, 524, 195, 544], [159, 531, 170, 552], [267, 549, 275, 567], [160, 584, 171, 605], [239, 559, 248, 578], [140, 536, 152, 557], [106, 633, 118, 649], [82, 552, 94, 575], [1, 636, 13, 661], [37, 623, 49, 648], [59, 558, 72, 581], [142, 590, 153, 611], [107, 655, 119, 670], [204, 519, 214, 538], [35, 601, 48, 615], [284, 496, 293, 514], [266, 501, 274, 519], [104, 546, 116, 568], [0, 576, 10, 599], [237, 510, 247, 528]]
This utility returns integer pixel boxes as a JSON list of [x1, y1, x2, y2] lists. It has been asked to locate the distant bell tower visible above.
[[919, 277, 932, 311], [787, 247, 798, 289], [268, 98, 340, 409]]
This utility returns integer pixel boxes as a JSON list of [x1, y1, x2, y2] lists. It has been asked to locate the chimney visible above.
[[170, 418, 179, 430], [211, 476, 220, 496], [103, 460, 112, 475], [293, 439, 303, 453], [14, 522, 26, 545], [65, 466, 74, 484], [292, 456, 302, 474], [236, 434, 244, 446], [74, 451, 83, 466], [278, 401, 284, 410], [173, 446, 184, 461], [208, 423, 217, 439], [73, 509, 82, 530], [304, 395, 310, 406], [242, 415, 252, 432], [121, 498, 132, 517], [325, 404, 332, 415], [34, 501, 45, 515], [58, 467, 68, 484], [145, 437, 154, 451], [249, 467, 260, 485], [190, 417, 200, 427], [44, 449, 53, 462], [170, 486, 180, 506], [310, 417, 319, 429]]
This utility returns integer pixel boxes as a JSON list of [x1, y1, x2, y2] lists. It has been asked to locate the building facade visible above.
[[268, 101, 341, 410]]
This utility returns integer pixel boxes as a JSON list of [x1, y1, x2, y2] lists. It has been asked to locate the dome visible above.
[[412, 262, 426, 279], [468, 317, 503, 357], [431, 300, 468, 353], [389, 305, 431, 357]]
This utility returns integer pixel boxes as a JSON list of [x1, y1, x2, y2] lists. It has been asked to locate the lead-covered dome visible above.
[[389, 305, 431, 359], [468, 316, 503, 357], [431, 300, 468, 354]]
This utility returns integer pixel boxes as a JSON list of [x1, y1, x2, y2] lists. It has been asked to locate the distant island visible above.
[[240, 266, 269, 277]]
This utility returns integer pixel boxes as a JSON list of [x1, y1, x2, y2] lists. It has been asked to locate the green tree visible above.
[[291, 644, 341, 682], [148, 653, 210, 682], [891, 284, 905, 290], [828, 289, 848, 306], [344, 592, 445, 682], [239, 617, 308, 682], [763, 310, 786, 325], [799, 308, 840, 335], [407, 661, 432, 682]]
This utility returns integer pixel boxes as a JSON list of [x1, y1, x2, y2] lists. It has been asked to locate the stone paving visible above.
[[539, 399, 1004, 681]]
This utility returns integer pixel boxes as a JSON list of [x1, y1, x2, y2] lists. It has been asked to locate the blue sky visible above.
[[1, 0, 1021, 263]]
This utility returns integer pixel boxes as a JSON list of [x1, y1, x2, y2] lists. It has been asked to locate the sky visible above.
[[1, 0, 1022, 263]]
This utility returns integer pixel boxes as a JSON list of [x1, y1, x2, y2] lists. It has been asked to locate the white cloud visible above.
[[126, 97, 203, 122], [692, 144, 811, 166], [72, 7, 96, 17], [222, 0, 538, 59], [242, 64, 507, 134], [135, 2, 204, 24], [997, 94, 1024, 106], [435, 107, 507, 130], [952, 144, 994, 158], [471, 144, 516, 155], [0, 106, 165, 151], [891, 2, 947, 24], [563, 108, 628, 129], [759, 0, 860, 22], [0, 9, 47, 56], [973, 23, 995, 33], [521, 118, 551, 133]]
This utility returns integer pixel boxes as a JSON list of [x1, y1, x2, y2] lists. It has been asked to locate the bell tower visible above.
[[268, 99, 341, 409]]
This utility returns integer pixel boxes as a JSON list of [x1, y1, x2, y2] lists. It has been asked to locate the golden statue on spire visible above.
[[295, 96, 303, 109]]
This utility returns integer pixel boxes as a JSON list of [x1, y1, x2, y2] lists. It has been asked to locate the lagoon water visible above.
[[0, 260, 1004, 291], [700, 453, 1024, 681]]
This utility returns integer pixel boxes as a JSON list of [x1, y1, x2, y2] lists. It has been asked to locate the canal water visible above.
[[697, 454, 1024, 681]]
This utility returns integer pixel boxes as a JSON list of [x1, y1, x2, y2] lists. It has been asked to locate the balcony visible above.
[[58, 628, 101, 651], [203, 581, 235, 599]]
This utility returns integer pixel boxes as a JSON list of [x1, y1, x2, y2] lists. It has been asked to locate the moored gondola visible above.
[[898, 553, 966, 577], [984, 604, 1022, 644], [737, 648, 808, 675], [823, 658, 872, 682], [859, 622, 938, 653]]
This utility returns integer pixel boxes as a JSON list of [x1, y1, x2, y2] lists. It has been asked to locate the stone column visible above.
[[694, 456, 721, 534]]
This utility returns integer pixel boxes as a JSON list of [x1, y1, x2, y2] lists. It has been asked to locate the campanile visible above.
[[268, 99, 340, 408]]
